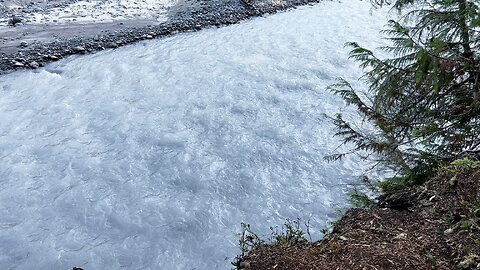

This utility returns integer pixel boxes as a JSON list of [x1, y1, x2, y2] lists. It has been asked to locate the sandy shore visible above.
[[0, 0, 318, 74]]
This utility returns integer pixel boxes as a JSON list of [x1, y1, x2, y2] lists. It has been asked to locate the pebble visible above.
[[73, 46, 86, 53], [444, 228, 454, 235], [30, 61, 40, 68], [19, 41, 28, 48], [393, 232, 407, 240]]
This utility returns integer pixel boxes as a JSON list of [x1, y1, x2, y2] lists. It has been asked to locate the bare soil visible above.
[[240, 169, 480, 270]]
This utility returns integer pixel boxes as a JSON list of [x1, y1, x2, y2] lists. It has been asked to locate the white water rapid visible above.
[[0, 1, 389, 269]]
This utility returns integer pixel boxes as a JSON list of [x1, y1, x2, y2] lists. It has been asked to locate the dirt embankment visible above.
[[240, 168, 480, 269], [0, 0, 319, 74]]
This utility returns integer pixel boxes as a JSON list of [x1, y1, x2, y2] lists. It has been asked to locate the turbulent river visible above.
[[0, 1, 388, 269]]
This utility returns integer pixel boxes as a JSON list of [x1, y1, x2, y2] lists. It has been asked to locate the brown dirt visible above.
[[240, 169, 480, 270]]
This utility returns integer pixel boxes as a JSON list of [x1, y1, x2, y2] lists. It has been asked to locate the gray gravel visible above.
[[0, 0, 320, 74]]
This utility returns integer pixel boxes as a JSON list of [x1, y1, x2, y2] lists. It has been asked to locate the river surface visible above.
[[0, 1, 388, 269]]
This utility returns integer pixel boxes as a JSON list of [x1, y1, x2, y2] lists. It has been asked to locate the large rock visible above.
[[7, 16, 22, 26]]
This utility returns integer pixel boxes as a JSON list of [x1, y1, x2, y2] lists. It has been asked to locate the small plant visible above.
[[474, 238, 480, 246], [459, 201, 480, 232], [348, 186, 376, 208], [320, 224, 330, 235], [270, 218, 309, 247], [439, 157, 480, 174], [320, 217, 342, 236], [231, 223, 262, 269], [232, 219, 312, 268], [376, 163, 436, 193]]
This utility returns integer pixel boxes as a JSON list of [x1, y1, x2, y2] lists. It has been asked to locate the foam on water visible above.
[[0, 1, 388, 269]]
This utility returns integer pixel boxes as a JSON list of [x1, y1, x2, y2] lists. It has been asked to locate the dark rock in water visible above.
[[19, 41, 28, 48], [72, 268, 84, 270], [7, 16, 22, 26]]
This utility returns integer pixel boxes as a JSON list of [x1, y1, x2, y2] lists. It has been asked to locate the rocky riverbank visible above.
[[238, 166, 480, 269], [0, 0, 319, 74]]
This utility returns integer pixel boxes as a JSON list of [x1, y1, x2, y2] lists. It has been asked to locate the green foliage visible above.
[[377, 174, 421, 193], [378, 159, 440, 192], [328, 0, 480, 180], [461, 201, 479, 236], [269, 218, 310, 247], [348, 187, 376, 208], [439, 157, 480, 174], [231, 219, 311, 269], [231, 223, 262, 269]]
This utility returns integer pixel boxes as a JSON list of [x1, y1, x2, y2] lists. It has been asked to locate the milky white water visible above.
[[0, 1, 389, 269]]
